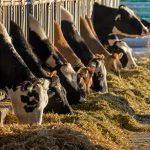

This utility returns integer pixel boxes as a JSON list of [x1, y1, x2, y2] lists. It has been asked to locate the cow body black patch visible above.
[[21, 94, 38, 112], [19, 80, 40, 112]]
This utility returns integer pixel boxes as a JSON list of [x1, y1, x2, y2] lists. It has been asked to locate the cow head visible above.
[[89, 55, 108, 92], [108, 41, 137, 68], [77, 67, 95, 95], [29, 14, 86, 105], [44, 71, 73, 114], [56, 63, 87, 105], [113, 5, 149, 37], [92, 3, 148, 38], [105, 53, 123, 76], [104, 34, 137, 68], [6, 78, 50, 125]]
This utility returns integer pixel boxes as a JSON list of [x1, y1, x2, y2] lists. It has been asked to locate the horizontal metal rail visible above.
[[0, 0, 120, 41]]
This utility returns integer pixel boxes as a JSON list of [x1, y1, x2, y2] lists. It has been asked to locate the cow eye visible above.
[[47, 89, 55, 96], [98, 72, 103, 78]]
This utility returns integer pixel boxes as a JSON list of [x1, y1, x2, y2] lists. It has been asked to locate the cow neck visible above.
[[54, 46, 68, 63], [29, 30, 52, 61], [61, 20, 94, 66], [85, 15, 98, 39], [0, 34, 35, 88], [73, 62, 85, 72], [10, 21, 48, 78], [108, 41, 128, 68], [29, 30, 63, 69], [54, 21, 83, 68], [93, 4, 118, 38], [80, 16, 111, 58]]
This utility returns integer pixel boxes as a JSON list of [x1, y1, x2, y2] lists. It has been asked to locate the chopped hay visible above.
[[0, 56, 150, 150]]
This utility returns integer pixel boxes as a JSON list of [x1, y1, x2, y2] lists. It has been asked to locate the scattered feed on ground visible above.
[[0, 56, 150, 150]]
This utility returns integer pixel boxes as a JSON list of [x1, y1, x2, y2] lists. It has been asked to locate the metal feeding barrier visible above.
[[0, 0, 120, 41], [0, 0, 30, 37]]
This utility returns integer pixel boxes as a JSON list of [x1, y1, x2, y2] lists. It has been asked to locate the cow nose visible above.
[[142, 27, 149, 35], [115, 70, 121, 77], [79, 97, 87, 103]]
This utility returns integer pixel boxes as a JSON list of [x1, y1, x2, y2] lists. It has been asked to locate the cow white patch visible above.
[[95, 60, 108, 92], [116, 41, 137, 68], [120, 6, 135, 16], [6, 78, 50, 125], [61, 6, 74, 23], [115, 14, 121, 21], [108, 39, 117, 46], [29, 14, 47, 40], [60, 63, 78, 87]]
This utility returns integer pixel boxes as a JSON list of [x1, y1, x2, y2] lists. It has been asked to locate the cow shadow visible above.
[[0, 126, 103, 150], [135, 114, 150, 125]]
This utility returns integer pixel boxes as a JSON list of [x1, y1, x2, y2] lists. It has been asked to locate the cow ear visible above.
[[87, 67, 95, 74], [112, 53, 119, 59], [95, 54, 105, 59], [119, 5, 126, 9], [118, 5, 132, 20], [118, 52, 123, 59]]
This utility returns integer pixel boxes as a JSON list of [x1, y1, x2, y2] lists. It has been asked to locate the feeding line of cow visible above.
[[0, 1, 150, 125]]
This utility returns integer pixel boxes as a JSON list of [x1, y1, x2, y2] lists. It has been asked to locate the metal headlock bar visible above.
[[0, 0, 120, 41]]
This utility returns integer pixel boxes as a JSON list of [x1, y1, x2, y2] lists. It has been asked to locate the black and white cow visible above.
[[28, 14, 86, 105], [0, 22, 50, 125], [101, 34, 137, 68], [61, 7, 108, 92], [80, 16, 123, 75], [92, 3, 149, 39], [9, 21, 73, 114]]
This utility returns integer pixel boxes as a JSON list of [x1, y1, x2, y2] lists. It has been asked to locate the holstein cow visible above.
[[28, 14, 86, 105], [0, 22, 50, 125], [9, 21, 73, 114], [54, 21, 83, 69], [91, 3, 146, 68], [92, 3, 149, 38], [102, 34, 137, 68], [61, 7, 108, 92], [80, 16, 123, 75], [54, 20, 95, 94]]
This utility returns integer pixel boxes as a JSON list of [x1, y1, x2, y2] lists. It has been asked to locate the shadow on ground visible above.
[[0, 127, 103, 150]]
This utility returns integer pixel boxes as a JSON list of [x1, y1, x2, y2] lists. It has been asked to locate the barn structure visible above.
[[0, 0, 120, 41]]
